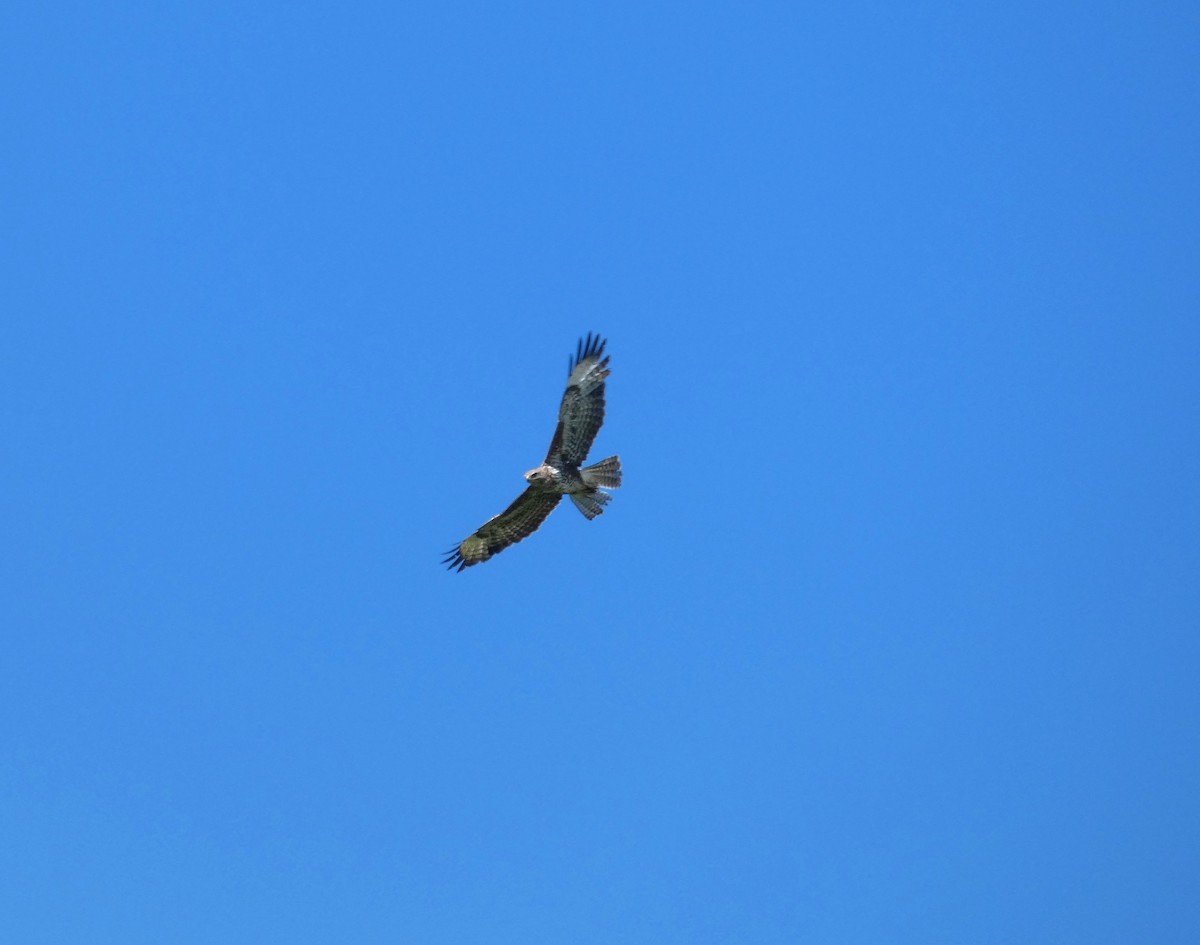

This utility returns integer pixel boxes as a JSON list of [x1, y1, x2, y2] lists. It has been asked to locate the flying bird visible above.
[[443, 333, 622, 571]]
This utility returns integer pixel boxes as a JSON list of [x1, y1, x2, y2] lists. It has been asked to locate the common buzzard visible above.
[[443, 333, 622, 571]]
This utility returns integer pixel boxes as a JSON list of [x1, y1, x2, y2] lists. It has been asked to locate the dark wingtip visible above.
[[570, 332, 607, 371], [442, 546, 466, 571]]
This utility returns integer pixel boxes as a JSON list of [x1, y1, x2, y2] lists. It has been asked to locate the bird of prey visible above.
[[443, 333, 622, 571]]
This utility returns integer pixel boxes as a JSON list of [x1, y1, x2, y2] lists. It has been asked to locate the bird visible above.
[[443, 333, 622, 571]]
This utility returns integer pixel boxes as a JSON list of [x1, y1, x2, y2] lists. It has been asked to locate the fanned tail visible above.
[[570, 489, 611, 520], [572, 455, 621, 520], [581, 455, 622, 489]]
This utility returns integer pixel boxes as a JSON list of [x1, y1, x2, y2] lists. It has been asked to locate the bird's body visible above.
[[524, 462, 585, 493], [443, 333, 621, 571]]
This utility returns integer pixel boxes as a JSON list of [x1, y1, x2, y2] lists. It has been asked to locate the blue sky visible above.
[[3, 3, 1198, 942]]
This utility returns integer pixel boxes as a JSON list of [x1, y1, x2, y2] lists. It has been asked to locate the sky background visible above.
[[3, 2, 1198, 943]]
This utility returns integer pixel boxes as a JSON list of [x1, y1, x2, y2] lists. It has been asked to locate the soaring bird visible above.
[[443, 333, 621, 571]]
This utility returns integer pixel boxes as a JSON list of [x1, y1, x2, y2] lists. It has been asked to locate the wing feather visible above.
[[443, 487, 563, 571], [545, 332, 610, 466]]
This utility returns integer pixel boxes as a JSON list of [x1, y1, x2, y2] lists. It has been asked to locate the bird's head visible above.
[[524, 466, 548, 484]]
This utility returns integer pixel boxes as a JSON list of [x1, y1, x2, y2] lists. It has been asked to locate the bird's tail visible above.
[[581, 455, 622, 489], [570, 489, 611, 520]]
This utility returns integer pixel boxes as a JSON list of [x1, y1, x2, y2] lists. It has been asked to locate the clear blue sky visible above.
[[3, 3, 1197, 943]]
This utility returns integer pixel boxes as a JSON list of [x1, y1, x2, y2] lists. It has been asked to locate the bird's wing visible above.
[[443, 487, 563, 570], [545, 332, 610, 466]]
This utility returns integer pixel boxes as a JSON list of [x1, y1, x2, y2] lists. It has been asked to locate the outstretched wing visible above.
[[545, 332, 610, 466], [443, 487, 563, 571]]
